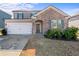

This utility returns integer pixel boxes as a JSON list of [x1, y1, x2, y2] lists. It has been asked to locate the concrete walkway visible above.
[[0, 35, 31, 56]]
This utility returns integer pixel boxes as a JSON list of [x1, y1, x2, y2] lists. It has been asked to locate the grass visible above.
[[20, 36, 79, 56]]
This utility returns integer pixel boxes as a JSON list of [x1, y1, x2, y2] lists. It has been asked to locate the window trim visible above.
[[51, 19, 64, 29], [16, 12, 24, 19]]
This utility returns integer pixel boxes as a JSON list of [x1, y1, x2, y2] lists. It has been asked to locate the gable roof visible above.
[[34, 6, 69, 17], [12, 6, 70, 19], [71, 14, 79, 18], [68, 14, 79, 21], [0, 10, 11, 18], [0, 10, 11, 16]]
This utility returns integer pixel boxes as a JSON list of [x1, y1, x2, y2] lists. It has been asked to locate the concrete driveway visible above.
[[0, 35, 31, 56]]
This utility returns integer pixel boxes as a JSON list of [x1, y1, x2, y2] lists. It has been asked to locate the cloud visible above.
[[63, 8, 79, 16], [0, 3, 79, 16], [0, 3, 35, 15], [71, 8, 79, 15]]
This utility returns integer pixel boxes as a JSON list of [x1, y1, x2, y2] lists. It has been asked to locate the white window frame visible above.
[[51, 19, 64, 29]]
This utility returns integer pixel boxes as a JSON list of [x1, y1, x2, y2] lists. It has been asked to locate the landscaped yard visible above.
[[20, 35, 79, 56]]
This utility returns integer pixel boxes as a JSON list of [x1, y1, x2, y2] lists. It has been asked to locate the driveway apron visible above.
[[0, 35, 31, 56]]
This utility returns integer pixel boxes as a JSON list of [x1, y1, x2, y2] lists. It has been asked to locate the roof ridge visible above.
[[33, 6, 70, 17], [12, 10, 41, 12]]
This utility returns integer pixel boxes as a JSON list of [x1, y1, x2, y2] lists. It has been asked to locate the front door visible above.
[[36, 24, 41, 33]]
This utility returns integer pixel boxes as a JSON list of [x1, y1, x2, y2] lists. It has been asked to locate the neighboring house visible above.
[[0, 10, 11, 28], [5, 6, 69, 35], [69, 14, 79, 28]]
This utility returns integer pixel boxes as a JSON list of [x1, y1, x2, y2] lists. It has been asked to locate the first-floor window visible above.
[[51, 19, 64, 29], [51, 20, 57, 28]]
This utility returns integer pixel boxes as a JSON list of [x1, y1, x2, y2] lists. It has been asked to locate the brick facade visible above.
[[5, 6, 69, 34], [33, 7, 69, 34]]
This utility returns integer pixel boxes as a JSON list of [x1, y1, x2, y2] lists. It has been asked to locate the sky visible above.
[[0, 3, 79, 16]]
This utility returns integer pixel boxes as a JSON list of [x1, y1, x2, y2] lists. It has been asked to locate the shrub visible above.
[[2, 29, 7, 35], [0, 28, 7, 35], [51, 28, 63, 39], [44, 27, 79, 41], [44, 29, 53, 39], [44, 28, 63, 39], [63, 27, 79, 40]]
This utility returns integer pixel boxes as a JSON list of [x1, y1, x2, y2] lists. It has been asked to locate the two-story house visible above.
[[5, 6, 69, 35]]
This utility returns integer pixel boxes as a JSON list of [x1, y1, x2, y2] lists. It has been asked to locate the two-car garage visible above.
[[5, 20, 32, 35]]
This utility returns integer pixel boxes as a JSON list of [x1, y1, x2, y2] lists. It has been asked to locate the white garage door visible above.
[[6, 23, 32, 34]]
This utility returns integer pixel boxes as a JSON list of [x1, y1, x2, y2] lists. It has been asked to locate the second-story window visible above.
[[16, 13, 24, 19]]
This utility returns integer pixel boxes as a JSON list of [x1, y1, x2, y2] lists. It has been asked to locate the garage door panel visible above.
[[6, 23, 32, 34]]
